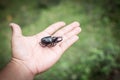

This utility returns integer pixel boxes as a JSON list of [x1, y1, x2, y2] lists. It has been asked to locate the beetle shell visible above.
[[41, 36, 52, 44], [40, 36, 62, 47]]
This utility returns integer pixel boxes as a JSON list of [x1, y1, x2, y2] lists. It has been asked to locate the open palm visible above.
[[10, 22, 81, 75]]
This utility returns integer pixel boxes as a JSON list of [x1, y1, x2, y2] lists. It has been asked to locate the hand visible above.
[[10, 21, 81, 75]]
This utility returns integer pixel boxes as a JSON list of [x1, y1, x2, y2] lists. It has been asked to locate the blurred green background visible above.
[[0, 0, 120, 80]]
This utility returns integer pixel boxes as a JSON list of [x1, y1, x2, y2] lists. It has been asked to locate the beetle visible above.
[[40, 36, 63, 47]]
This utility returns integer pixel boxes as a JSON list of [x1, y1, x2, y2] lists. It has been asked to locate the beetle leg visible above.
[[51, 43, 54, 47], [39, 42, 47, 47], [47, 43, 52, 47], [54, 43, 57, 46], [49, 43, 56, 47]]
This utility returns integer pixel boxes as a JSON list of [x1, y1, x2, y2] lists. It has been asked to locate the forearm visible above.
[[0, 60, 35, 80]]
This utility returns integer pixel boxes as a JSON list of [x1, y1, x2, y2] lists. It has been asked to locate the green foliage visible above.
[[0, 0, 120, 80]]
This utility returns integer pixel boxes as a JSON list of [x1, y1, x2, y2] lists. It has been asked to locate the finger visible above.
[[60, 35, 79, 53], [43, 21, 66, 35], [9, 23, 22, 37], [56, 26, 81, 46], [62, 27, 81, 42], [53, 21, 80, 36]]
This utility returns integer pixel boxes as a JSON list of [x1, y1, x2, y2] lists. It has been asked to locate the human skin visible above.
[[0, 21, 81, 80]]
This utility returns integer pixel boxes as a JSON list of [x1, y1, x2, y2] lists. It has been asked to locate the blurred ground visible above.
[[0, 0, 120, 80]]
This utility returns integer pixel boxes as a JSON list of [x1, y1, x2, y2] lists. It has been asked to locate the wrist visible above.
[[0, 58, 35, 80], [10, 58, 35, 80]]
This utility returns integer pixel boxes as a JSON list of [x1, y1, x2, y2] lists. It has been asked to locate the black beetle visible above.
[[40, 36, 63, 47]]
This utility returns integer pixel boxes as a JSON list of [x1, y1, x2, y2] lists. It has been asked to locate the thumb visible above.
[[9, 23, 22, 37]]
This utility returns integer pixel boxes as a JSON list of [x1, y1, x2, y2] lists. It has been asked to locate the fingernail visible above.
[[73, 21, 80, 26]]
